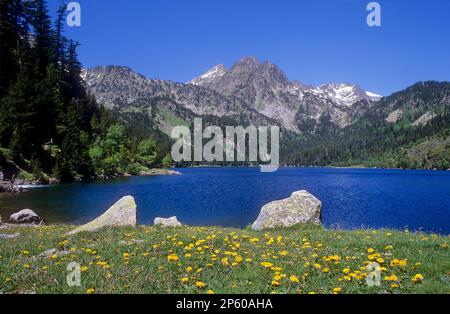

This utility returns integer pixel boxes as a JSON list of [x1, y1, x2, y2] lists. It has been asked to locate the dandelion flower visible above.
[[412, 274, 424, 283], [271, 280, 280, 286], [196, 281, 206, 288], [289, 275, 300, 283], [167, 254, 179, 262], [261, 262, 274, 268]]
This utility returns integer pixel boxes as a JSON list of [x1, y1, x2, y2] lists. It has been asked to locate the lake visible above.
[[0, 167, 449, 234]]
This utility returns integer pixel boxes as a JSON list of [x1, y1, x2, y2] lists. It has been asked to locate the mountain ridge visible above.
[[188, 56, 382, 106], [83, 60, 450, 169], [85, 57, 383, 134]]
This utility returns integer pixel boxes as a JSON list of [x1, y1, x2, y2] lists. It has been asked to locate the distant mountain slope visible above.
[[282, 81, 450, 169]]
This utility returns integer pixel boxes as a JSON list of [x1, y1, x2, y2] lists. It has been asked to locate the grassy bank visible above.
[[0, 225, 448, 294]]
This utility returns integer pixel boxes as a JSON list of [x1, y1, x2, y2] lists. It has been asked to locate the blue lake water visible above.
[[0, 167, 449, 234]]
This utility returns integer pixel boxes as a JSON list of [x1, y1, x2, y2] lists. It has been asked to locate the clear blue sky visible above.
[[48, 0, 450, 95]]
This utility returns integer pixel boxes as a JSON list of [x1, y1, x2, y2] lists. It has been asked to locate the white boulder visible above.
[[252, 190, 322, 230], [67, 196, 137, 235], [154, 216, 182, 228], [10, 209, 42, 225]]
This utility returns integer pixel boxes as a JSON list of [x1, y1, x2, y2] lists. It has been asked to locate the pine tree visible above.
[[0, 0, 28, 98], [29, 0, 54, 72]]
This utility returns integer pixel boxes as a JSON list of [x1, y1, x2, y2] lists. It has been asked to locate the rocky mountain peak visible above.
[[306, 82, 382, 107], [231, 56, 260, 70]]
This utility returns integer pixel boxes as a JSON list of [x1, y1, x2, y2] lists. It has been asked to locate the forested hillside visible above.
[[281, 82, 450, 169], [0, 0, 171, 185]]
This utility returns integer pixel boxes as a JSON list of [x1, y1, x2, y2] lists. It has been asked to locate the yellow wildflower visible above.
[[289, 275, 300, 283], [261, 262, 274, 268], [195, 281, 206, 288], [412, 274, 424, 283], [376, 258, 385, 264], [384, 275, 399, 282], [167, 254, 179, 262], [271, 280, 280, 286]]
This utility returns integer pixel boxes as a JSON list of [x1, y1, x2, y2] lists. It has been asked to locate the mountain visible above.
[[84, 65, 278, 136], [188, 64, 227, 86], [311, 83, 382, 107], [283, 81, 450, 169], [83, 59, 450, 170], [85, 57, 384, 136], [187, 57, 382, 131]]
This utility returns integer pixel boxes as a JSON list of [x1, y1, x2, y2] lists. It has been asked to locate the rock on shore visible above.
[[67, 196, 137, 235], [252, 190, 322, 230], [154, 216, 182, 228], [0, 180, 24, 193], [10, 209, 42, 225], [139, 169, 181, 176]]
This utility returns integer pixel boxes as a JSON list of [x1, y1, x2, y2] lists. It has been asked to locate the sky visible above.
[[48, 0, 450, 96]]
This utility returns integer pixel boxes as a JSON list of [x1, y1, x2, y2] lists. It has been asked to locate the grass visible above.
[[0, 224, 448, 294]]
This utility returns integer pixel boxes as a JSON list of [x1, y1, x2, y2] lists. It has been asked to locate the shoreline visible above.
[[2, 165, 450, 193], [0, 168, 181, 193], [1, 221, 448, 237]]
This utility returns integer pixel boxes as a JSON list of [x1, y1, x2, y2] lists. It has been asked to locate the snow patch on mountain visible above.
[[188, 64, 227, 86], [365, 91, 383, 101]]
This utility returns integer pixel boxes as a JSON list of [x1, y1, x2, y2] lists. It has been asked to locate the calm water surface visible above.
[[0, 168, 449, 234]]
